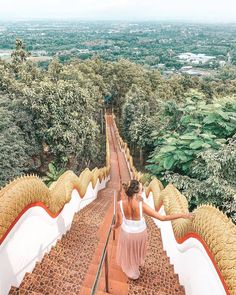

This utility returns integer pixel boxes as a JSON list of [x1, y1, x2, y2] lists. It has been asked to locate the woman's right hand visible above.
[[182, 213, 195, 220]]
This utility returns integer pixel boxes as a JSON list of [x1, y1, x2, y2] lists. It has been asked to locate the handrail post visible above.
[[113, 191, 116, 241], [113, 226, 116, 241], [105, 251, 109, 293]]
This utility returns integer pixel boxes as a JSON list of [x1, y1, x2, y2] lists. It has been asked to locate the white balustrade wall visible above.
[[142, 192, 226, 295]]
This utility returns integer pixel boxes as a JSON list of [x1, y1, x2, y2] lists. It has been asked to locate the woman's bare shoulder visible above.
[[136, 195, 143, 202], [123, 198, 139, 208]]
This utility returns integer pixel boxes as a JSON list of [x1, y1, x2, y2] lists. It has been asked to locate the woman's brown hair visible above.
[[122, 180, 140, 198]]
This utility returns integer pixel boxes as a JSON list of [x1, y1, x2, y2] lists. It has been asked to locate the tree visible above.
[[102, 59, 151, 116], [10, 39, 31, 76], [48, 58, 62, 82], [122, 85, 156, 166], [0, 95, 31, 186], [146, 91, 236, 176], [165, 139, 236, 223], [0, 42, 107, 184]]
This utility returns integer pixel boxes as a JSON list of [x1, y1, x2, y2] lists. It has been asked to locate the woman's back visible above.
[[121, 199, 141, 221], [119, 199, 147, 234]]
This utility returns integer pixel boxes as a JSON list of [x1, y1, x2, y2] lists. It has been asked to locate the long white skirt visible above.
[[116, 228, 148, 279]]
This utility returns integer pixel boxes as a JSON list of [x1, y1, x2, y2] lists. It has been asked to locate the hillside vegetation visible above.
[[0, 39, 235, 222]]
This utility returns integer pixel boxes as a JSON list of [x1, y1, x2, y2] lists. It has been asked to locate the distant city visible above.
[[0, 21, 235, 76]]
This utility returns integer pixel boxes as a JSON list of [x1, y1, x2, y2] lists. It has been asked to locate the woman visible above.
[[113, 179, 194, 280]]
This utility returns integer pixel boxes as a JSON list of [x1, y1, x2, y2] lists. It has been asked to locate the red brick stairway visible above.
[[9, 115, 185, 295], [9, 190, 113, 295]]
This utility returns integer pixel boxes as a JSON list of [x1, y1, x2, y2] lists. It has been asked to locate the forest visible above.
[[0, 39, 236, 223], [0, 21, 236, 70]]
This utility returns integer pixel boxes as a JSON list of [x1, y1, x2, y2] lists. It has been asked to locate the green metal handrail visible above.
[[90, 191, 117, 294]]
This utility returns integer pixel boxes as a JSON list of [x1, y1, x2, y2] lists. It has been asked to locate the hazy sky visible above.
[[1, 0, 236, 22]]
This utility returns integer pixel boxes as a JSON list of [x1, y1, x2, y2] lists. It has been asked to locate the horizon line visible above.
[[0, 17, 236, 24]]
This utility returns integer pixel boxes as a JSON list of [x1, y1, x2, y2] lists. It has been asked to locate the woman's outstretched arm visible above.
[[142, 202, 194, 221]]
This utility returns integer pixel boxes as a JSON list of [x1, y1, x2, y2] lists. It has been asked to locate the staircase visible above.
[[9, 189, 113, 295], [9, 115, 185, 295]]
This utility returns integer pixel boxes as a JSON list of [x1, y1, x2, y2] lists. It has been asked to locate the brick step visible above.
[[72, 213, 109, 225], [142, 255, 174, 272], [109, 257, 125, 271], [108, 250, 175, 281], [82, 274, 128, 295], [73, 207, 109, 220], [70, 217, 110, 230], [90, 253, 114, 266], [87, 263, 127, 283], [77, 201, 97, 212], [93, 242, 114, 257], [42, 254, 90, 271], [73, 201, 110, 220], [55, 236, 97, 252], [79, 286, 110, 295], [60, 227, 99, 242], [48, 243, 96, 260], [74, 203, 102, 217], [107, 243, 173, 272], [32, 259, 84, 286], [131, 267, 182, 290], [142, 254, 171, 267], [141, 262, 175, 274], [8, 287, 43, 295], [128, 284, 183, 295], [19, 273, 80, 295]]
